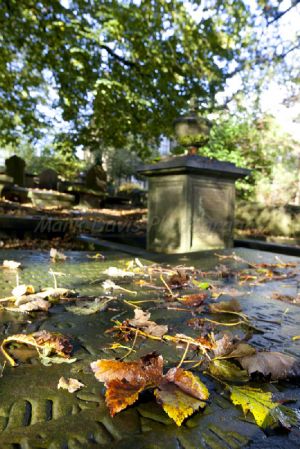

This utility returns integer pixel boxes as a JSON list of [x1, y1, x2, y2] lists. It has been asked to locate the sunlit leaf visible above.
[[1, 331, 73, 366], [229, 385, 298, 429], [209, 359, 249, 382]]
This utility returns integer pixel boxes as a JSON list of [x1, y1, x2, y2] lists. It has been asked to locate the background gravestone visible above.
[[39, 168, 58, 190], [5, 155, 26, 186], [85, 163, 107, 192]]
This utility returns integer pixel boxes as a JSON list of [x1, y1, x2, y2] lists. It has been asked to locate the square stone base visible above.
[[147, 174, 235, 253]]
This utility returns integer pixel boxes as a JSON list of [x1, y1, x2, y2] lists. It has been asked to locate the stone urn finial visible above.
[[173, 98, 212, 155]]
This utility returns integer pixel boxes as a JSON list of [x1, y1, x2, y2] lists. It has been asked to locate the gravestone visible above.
[[85, 163, 107, 192], [5, 155, 26, 186], [39, 168, 58, 190], [138, 155, 250, 253]]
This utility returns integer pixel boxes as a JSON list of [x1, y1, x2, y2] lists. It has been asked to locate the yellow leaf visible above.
[[154, 383, 206, 426], [229, 386, 282, 428]]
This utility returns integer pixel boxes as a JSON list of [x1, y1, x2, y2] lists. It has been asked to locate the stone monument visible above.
[[39, 168, 58, 190], [138, 102, 250, 253], [5, 155, 26, 186], [85, 161, 107, 192]]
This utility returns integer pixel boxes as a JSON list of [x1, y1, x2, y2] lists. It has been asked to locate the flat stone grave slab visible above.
[[0, 248, 299, 449]]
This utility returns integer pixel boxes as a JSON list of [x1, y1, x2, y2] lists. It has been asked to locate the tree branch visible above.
[[266, 0, 300, 26]]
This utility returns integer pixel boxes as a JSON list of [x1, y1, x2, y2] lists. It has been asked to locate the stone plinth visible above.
[[138, 155, 250, 253]]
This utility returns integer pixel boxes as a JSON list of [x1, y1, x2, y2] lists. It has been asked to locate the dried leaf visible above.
[[105, 379, 145, 416], [209, 359, 249, 382], [209, 299, 241, 313], [165, 368, 209, 402], [127, 309, 168, 337], [272, 293, 300, 305], [18, 298, 51, 312], [57, 377, 85, 393], [12, 284, 35, 298], [50, 248, 67, 261], [103, 267, 135, 277], [213, 334, 234, 357], [91, 352, 163, 386], [1, 331, 73, 366], [167, 271, 189, 288], [239, 351, 300, 380], [154, 382, 206, 426], [91, 354, 209, 426], [178, 293, 207, 307], [224, 343, 256, 359], [2, 260, 21, 269], [229, 385, 298, 429], [65, 297, 113, 315]]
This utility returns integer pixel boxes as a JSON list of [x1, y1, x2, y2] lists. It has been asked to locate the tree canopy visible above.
[[1, 0, 299, 156]]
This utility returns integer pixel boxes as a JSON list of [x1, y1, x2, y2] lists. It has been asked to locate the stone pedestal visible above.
[[138, 155, 250, 253]]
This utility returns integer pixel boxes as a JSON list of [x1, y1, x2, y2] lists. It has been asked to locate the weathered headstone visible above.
[[85, 163, 107, 192], [39, 168, 58, 190], [5, 155, 26, 186]]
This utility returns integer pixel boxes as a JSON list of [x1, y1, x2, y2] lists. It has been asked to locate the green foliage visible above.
[[5, 143, 85, 180], [1, 0, 298, 155]]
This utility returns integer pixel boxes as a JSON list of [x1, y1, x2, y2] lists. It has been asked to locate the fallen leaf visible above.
[[272, 293, 300, 305], [127, 309, 168, 337], [50, 248, 67, 261], [167, 271, 189, 288], [165, 367, 209, 402], [91, 352, 164, 386], [178, 293, 207, 307], [224, 343, 256, 359], [2, 260, 21, 269], [91, 353, 209, 425], [209, 299, 241, 313], [238, 351, 300, 380], [105, 378, 145, 415], [213, 334, 234, 357], [18, 298, 51, 312], [103, 267, 135, 277], [154, 381, 206, 426], [209, 359, 249, 382], [65, 297, 113, 315], [1, 330, 73, 366], [12, 284, 35, 298], [229, 385, 298, 429], [57, 377, 85, 393]]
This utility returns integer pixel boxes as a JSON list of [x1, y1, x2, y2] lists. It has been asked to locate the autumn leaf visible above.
[[57, 377, 85, 393], [105, 379, 145, 415], [103, 267, 135, 277], [221, 343, 256, 359], [209, 299, 241, 314], [2, 260, 21, 269], [1, 331, 73, 366], [238, 351, 300, 380], [50, 248, 67, 261], [127, 309, 168, 337], [178, 293, 207, 307], [167, 271, 189, 288], [165, 368, 209, 402], [229, 386, 298, 429], [65, 297, 113, 315], [12, 284, 35, 298], [154, 382, 206, 426], [209, 359, 249, 382], [91, 352, 163, 386], [91, 354, 209, 425]]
